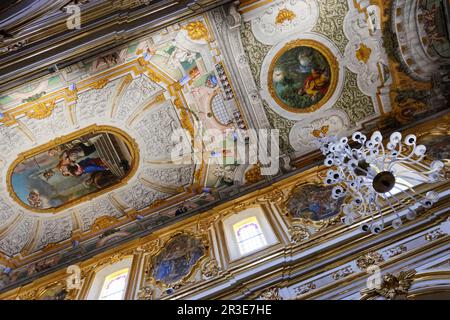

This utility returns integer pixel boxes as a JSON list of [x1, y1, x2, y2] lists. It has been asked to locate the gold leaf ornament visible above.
[[356, 43, 372, 64], [26, 101, 56, 120], [275, 8, 296, 25], [184, 21, 209, 41]]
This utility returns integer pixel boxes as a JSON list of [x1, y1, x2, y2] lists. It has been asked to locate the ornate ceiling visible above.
[[0, 0, 233, 91], [0, 0, 448, 292], [0, 14, 255, 268]]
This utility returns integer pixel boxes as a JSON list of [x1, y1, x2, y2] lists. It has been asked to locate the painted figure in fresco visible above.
[[418, 0, 450, 59], [152, 234, 205, 285], [298, 50, 314, 73], [419, 4, 445, 42], [27, 190, 42, 208], [419, 134, 450, 160], [42, 169, 55, 181], [287, 184, 344, 221], [299, 68, 330, 100], [50, 141, 96, 165], [43, 289, 68, 300], [96, 52, 119, 68], [63, 143, 96, 163], [11, 131, 133, 210], [165, 42, 197, 70], [62, 157, 109, 177], [205, 74, 218, 88], [84, 170, 117, 189], [271, 45, 332, 109]]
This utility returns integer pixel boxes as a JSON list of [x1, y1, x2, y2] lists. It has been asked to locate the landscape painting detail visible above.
[[271, 44, 332, 111], [10, 129, 133, 210]]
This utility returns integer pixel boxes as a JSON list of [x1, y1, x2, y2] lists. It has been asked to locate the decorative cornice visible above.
[[0, 0, 234, 92]]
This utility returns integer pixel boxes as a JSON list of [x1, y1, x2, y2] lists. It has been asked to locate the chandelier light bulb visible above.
[[317, 130, 444, 234]]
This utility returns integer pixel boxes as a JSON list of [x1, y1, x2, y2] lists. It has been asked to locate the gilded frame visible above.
[[6, 124, 140, 214], [279, 181, 344, 230], [35, 281, 78, 300], [143, 231, 209, 289], [268, 39, 339, 114]]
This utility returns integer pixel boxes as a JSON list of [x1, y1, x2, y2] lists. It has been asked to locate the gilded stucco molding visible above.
[[1, 162, 448, 299], [360, 269, 417, 300], [140, 231, 210, 297], [288, 225, 310, 244], [0, 60, 144, 127], [356, 251, 385, 271], [201, 258, 221, 279], [257, 286, 283, 300]]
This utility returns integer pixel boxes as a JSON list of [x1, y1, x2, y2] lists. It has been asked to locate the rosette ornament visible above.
[[318, 131, 444, 234]]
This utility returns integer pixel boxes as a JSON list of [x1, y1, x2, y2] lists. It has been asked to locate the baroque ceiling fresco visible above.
[[0, 0, 449, 292], [0, 14, 250, 272]]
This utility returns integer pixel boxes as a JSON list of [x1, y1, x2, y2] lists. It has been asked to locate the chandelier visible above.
[[317, 131, 444, 234]]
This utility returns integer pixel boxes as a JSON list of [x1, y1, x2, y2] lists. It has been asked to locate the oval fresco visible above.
[[8, 125, 138, 213], [287, 184, 344, 221], [269, 40, 338, 113], [151, 233, 205, 286]]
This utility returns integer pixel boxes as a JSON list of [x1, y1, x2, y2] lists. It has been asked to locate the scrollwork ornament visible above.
[[361, 270, 417, 300], [331, 266, 354, 280], [90, 78, 109, 90], [256, 188, 285, 204], [137, 285, 154, 300], [17, 289, 39, 300], [201, 259, 221, 279], [26, 101, 56, 120], [356, 251, 385, 270], [139, 239, 160, 255], [89, 248, 136, 272], [258, 287, 282, 300], [198, 216, 218, 234], [289, 225, 310, 243]]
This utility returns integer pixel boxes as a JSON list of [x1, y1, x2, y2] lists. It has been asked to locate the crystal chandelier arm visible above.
[[394, 184, 428, 206], [383, 194, 404, 220], [401, 142, 418, 161], [386, 156, 420, 171], [367, 200, 381, 229], [377, 142, 389, 172], [388, 155, 427, 170], [318, 130, 442, 235], [394, 173, 429, 184], [374, 197, 387, 224]]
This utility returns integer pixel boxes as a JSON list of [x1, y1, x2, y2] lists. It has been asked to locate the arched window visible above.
[[98, 268, 129, 300], [233, 217, 267, 255], [222, 207, 278, 260], [86, 257, 132, 300]]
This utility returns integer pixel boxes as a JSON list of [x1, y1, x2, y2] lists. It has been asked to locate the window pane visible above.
[[233, 217, 267, 255], [99, 268, 129, 300]]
